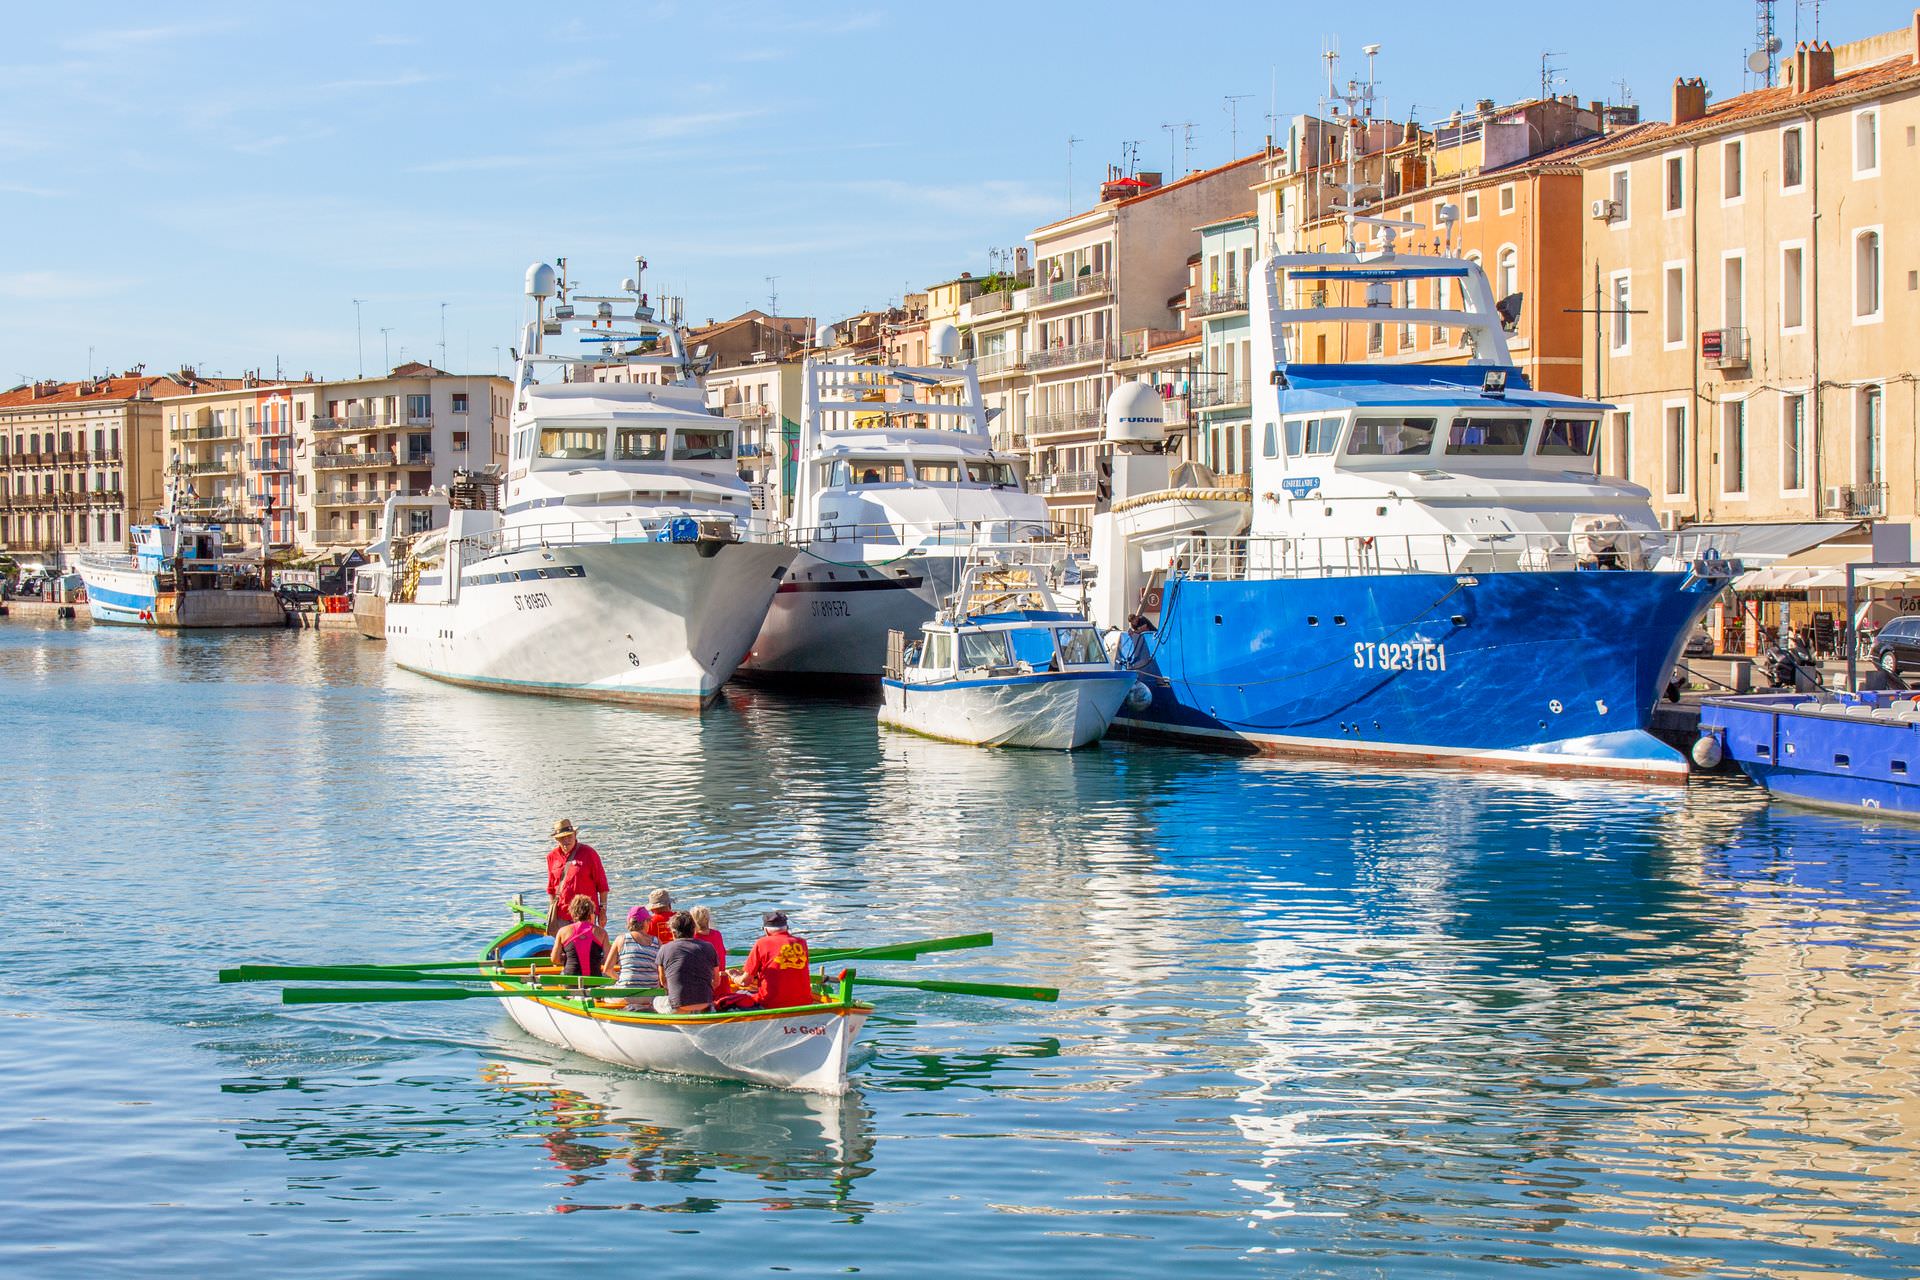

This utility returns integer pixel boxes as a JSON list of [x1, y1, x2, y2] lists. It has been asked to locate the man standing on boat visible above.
[[736, 911, 814, 1009], [545, 818, 607, 935]]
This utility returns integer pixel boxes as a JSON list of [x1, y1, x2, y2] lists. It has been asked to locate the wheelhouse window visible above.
[[615, 427, 666, 461], [538, 427, 606, 460], [915, 461, 963, 484], [920, 632, 954, 670], [966, 460, 1018, 487], [1446, 417, 1529, 455], [1537, 418, 1598, 457], [1008, 628, 1055, 667], [1284, 416, 1342, 457], [1346, 416, 1436, 456], [848, 460, 909, 485], [1055, 626, 1105, 665], [673, 428, 733, 460], [958, 630, 1012, 670]]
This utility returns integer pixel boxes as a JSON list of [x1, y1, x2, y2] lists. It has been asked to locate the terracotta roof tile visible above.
[[0, 374, 248, 409], [1576, 54, 1920, 161]]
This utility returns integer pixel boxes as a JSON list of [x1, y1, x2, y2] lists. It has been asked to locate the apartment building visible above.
[[300, 363, 510, 551], [1192, 214, 1259, 478], [163, 377, 317, 551], [0, 370, 237, 565], [703, 355, 803, 507], [1578, 21, 1920, 530], [957, 155, 1269, 526]]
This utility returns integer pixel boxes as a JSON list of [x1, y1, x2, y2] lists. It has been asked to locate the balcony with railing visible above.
[[316, 487, 404, 507], [1192, 286, 1248, 318], [1119, 328, 1190, 359], [721, 401, 772, 421], [402, 452, 432, 469], [249, 452, 292, 472], [1037, 470, 1096, 496], [1192, 379, 1251, 411], [1028, 338, 1116, 372], [1825, 480, 1887, 518], [186, 453, 242, 475], [184, 423, 240, 441], [313, 414, 393, 434], [1027, 408, 1103, 439], [1028, 272, 1112, 309], [314, 449, 397, 470], [974, 347, 1026, 377], [406, 413, 434, 427], [1702, 327, 1750, 371]]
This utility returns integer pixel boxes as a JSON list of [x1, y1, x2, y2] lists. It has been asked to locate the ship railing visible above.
[[449, 516, 698, 559], [777, 519, 1089, 550], [1167, 529, 1734, 580]]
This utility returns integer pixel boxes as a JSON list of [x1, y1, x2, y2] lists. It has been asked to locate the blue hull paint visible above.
[[1701, 693, 1920, 819], [1117, 567, 1722, 777]]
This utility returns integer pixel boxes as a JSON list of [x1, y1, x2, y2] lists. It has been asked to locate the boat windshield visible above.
[[1537, 417, 1598, 456], [616, 427, 667, 461], [1009, 628, 1055, 667], [966, 461, 1019, 487], [1055, 626, 1105, 665], [674, 428, 733, 460], [1446, 417, 1529, 455], [849, 461, 910, 485], [916, 461, 963, 484], [539, 427, 607, 460], [1346, 415, 1437, 456], [959, 630, 1012, 669]]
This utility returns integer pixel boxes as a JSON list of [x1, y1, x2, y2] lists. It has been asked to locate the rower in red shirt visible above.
[[736, 910, 815, 1009], [639, 888, 676, 944], [544, 817, 607, 935]]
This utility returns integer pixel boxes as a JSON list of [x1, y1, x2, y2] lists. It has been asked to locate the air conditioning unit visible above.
[[1659, 509, 1683, 530], [1589, 198, 1620, 221], [1823, 484, 1851, 514]]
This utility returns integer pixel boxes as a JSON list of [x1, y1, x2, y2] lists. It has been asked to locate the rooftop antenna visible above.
[[1160, 122, 1179, 176], [1224, 95, 1252, 159], [1540, 50, 1565, 101], [1749, 1, 1782, 87], [1066, 135, 1082, 211], [352, 299, 365, 378], [766, 275, 779, 318], [1120, 139, 1141, 177], [438, 301, 448, 371], [379, 327, 393, 371], [1179, 121, 1197, 173]]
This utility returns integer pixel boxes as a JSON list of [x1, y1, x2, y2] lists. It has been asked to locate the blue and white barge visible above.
[[75, 494, 283, 628], [1698, 692, 1920, 818]]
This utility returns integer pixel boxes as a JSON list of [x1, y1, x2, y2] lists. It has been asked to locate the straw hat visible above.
[[550, 817, 579, 839]]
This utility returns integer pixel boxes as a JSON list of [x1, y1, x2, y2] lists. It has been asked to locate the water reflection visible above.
[[483, 1055, 877, 1218]]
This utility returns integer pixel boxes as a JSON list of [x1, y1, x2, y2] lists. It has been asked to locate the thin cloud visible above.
[[0, 271, 138, 300], [60, 23, 230, 54], [0, 181, 66, 198], [409, 154, 542, 175], [837, 178, 1059, 221], [317, 72, 437, 93], [369, 34, 420, 47]]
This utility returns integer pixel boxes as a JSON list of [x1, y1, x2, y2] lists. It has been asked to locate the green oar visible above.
[[815, 932, 993, 963], [851, 975, 1058, 1003], [283, 984, 662, 1005], [219, 961, 536, 982], [225, 966, 610, 986]]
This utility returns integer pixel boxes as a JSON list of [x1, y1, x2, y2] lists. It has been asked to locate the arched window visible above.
[[1497, 247, 1519, 300]]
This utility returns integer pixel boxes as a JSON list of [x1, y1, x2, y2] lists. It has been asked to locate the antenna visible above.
[[1750, 0, 1781, 87], [1121, 139, 1141, 177], [438, 301, 448, 371], [379, 327, 393, 371], [766, 275, 779, 318], [1160, 122, 1178, 176], [1066, 135, 1082, 211], [1540, 50, 1565, 101], [1179, 121, 1197, 173], [352, 299, 365, 378]]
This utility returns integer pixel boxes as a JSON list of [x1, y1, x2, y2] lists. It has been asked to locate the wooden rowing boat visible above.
[[485, 918, 873, 1094]]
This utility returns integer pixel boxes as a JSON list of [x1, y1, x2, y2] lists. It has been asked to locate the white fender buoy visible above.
[[1691, 735, 1724, 770], [1125, 681, 1153, 712]]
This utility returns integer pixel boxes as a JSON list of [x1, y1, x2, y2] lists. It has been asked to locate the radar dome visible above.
[[815, 323, 838, 348], [1105, 380, 1167, 445], [525, 263, 558, 299], [928, 321, 961, 361]]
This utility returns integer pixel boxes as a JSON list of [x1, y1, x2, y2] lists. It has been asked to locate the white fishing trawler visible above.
[[383, 258, 796, 705], [880, 543, 1139, 749], [75, 476, 284, 628], [740, 337, 1059, 682]]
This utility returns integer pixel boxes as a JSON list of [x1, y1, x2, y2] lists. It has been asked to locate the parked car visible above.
[[1682, 627, 1713, 657], [274, 583, 323, 610], [1870, 615, 1920, 675]]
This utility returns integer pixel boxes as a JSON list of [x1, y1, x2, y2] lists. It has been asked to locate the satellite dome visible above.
[[928, 322, 961, 361], [1105, 380, 1167, 444], [815, 323, 838, 348], [525, 263, 558, 299]]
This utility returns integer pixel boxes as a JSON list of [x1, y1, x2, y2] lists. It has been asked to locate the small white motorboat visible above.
[[880, 545, 1141, 749], [486, 918, 870, 1095]]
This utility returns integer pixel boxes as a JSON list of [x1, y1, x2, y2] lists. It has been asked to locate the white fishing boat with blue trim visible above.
[[880, 545, 1140, 749], [382, 257, 796, 706], [75, 482, 283, 628]]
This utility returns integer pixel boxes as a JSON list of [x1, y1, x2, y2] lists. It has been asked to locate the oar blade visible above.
[[854, 974, 1058, 1002], [281, 985, 664, 1006], [816, 932, 994, 964]]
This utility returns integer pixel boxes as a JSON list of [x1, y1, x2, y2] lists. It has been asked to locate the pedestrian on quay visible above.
[[545, 818, 607, 936]]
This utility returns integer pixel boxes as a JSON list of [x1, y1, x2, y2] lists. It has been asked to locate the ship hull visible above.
[[1701, 694, 1920, 819], [386, 538, 795, 706], [880, 669, 1135, 749], [740, 546, 967, 680], [76, 560, 283, 628], [1114, 567, 1726, 780]]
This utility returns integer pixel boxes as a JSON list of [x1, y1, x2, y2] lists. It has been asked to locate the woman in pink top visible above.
[[690, 906, 731, 997]]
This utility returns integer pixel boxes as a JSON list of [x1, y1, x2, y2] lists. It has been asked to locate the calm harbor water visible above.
[[4, 621, 1919, 1277]]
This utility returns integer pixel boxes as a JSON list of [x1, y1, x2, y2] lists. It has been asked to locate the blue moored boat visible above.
[[1087, 185, 1735, 780], [1698, 692, 1920, 818]]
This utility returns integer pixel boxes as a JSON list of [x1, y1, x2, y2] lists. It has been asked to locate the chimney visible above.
[[1912, 6, 1919, 66], [1671, 77, 1708, 125], [1790, 42, 1835, 94]]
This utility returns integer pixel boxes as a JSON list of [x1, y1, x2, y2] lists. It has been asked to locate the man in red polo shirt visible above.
[[545, 818, 607, 935], [736, 910, 815, 1009]]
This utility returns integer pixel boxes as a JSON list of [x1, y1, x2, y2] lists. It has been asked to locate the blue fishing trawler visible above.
[[1698, 691, 1920, 818], [1088, 200, 1735, 780]]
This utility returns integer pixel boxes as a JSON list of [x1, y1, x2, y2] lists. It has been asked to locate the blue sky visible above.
[[0, 1, 1894, 382]]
